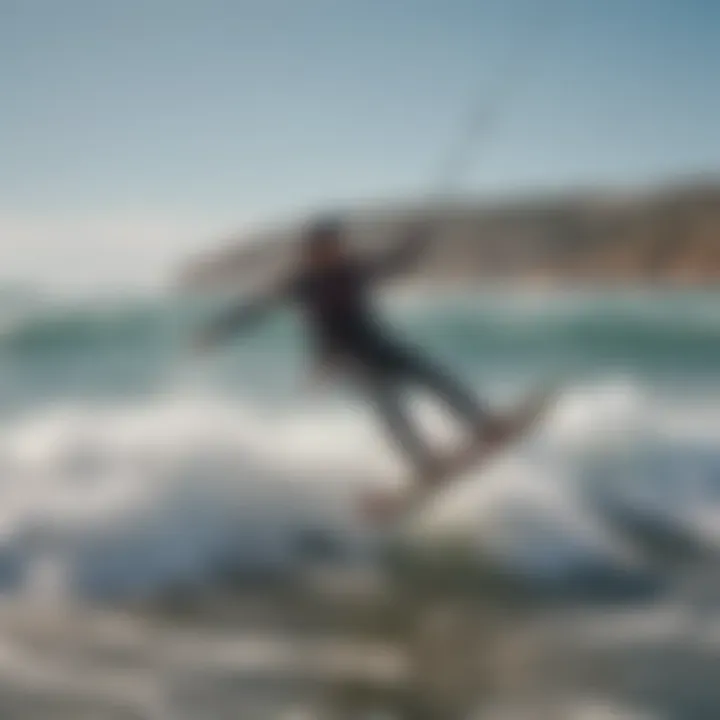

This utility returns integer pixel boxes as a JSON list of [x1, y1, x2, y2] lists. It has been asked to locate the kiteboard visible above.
[[360, 386, 558, 526]]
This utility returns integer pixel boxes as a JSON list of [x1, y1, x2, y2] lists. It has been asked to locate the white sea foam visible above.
[[0, 377, 715, 603]]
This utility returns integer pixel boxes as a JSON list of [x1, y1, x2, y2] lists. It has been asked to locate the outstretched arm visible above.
[[306, 344, 340, 390], [195, 280, 291, 350], [365, 223, 434, 279]]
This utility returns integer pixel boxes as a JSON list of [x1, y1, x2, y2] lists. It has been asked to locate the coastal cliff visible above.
[[179, 180, 720, 291]]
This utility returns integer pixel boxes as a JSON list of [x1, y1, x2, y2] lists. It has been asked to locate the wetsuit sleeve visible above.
[[199, 278, 295, 347], [364, 224, 433, 279]]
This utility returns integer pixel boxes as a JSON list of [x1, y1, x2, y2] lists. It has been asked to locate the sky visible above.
[[1, 0, 719, 291]]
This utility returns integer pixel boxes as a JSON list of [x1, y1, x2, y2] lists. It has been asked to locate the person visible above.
[[197, 216, 505, 484]]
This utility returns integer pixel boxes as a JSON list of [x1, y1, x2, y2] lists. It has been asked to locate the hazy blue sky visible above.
[[1, 0, 718, 289]]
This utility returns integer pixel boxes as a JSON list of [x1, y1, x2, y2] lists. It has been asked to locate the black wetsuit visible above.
[[206, 233, 487, 474]]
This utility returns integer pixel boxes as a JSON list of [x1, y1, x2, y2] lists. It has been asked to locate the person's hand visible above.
[[191, 327, 219, 356], [305, 359, 337, 392], [306, 365, 329, 391], [407, 220, 433, 243]]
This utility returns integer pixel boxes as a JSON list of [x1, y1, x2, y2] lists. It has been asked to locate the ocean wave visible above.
[[0, 378, 714, 609], [0, 300, 171, 355], [0, 291, 717, 385]]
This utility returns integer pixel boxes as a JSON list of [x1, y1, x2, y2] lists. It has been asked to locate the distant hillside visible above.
[[178, 180, 720, 292]]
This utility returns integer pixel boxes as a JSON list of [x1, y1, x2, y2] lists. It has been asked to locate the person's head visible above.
[[300, 217, 347, 268]]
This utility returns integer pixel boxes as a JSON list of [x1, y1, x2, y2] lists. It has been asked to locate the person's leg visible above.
[[394, 348, 495, 439], [358, 367, 438, 477]]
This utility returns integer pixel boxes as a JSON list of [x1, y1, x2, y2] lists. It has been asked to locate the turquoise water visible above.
[[1, 288, 718, 407]]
